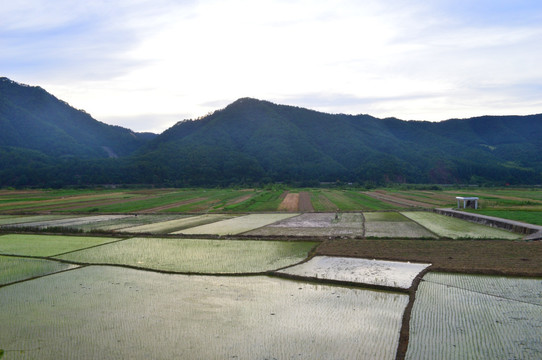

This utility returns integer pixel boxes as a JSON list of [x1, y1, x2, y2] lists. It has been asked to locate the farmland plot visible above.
[[179, 213, 298, 235], [56, 237, 317, 273], [67, 214, 186, 232], [3, 215, 131, 230], [0, 255, 78, 285], [0, 234, 119, 257], [407, 273, 542, 359], [364, 212, 436, 238], [277, 256, 430, 290], [401, 211, 522, 239], [0, 266, 408, 360], [0, 215, 80, 226], [121, 214, 232, 234], [245, 213, 364, 237]]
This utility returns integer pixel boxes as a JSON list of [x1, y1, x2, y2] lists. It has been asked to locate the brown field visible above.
[[315, 239, 542, 276], [298, 192, 314, 212], [278, 193, 299, 212]]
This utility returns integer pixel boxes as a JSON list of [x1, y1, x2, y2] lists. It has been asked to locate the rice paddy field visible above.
[[244, 212, 365, 237], [0, 234, 119, 257], [55, 237, 317, 274], [120, 214, 233, 234], [177, 213, 298, 235], [0, 186, 541, 359], [277, 256, 430, 290], [406, 273, 542, 360], [0, 255, 78, 286], [401, 211, 523, 239], [0, 266, 408, 359], [364, 212, 437, 238]]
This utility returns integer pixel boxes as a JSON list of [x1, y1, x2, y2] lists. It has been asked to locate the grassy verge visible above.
[[223, 190, 284, 211], [466, 209, 542, 226]]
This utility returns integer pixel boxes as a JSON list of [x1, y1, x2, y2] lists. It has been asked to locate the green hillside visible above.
[[132, 98, 542, 186], [1, 77, 541, 187], [0, 77, 155, 159]]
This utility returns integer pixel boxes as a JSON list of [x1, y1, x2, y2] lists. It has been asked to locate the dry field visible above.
[[315, 239, 542, 276], [277, 192, 299, 211]]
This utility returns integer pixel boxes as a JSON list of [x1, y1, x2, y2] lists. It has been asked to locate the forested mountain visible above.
[[1, 77, 541, 187], [133, 98, 542, 186], [0, 77, 155, 159]]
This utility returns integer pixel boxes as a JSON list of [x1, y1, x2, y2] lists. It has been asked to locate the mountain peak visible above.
[[226, 97, 269, 109]]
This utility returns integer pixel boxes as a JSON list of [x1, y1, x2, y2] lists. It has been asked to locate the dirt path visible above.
[[278, 193, 299, 212], [298, 192, 314, 212]]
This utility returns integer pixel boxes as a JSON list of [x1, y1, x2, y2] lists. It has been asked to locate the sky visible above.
[[2, 0, 542, 133]]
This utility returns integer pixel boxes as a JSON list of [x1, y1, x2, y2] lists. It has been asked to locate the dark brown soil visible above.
[[315, 238, 542, 276], [298, 192, 314, 212]]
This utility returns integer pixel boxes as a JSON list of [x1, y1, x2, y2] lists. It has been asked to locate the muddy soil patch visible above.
[[315, 239, 542, 276], [298, 192, 314, 212]]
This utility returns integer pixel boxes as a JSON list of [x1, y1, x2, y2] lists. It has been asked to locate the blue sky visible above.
[[2, 0, 542, 133]]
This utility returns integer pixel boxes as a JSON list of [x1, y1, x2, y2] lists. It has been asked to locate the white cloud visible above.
[[2, 0, 542, 133]]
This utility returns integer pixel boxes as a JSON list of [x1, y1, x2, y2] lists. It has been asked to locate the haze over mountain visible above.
[[1, 77, 541, 187]]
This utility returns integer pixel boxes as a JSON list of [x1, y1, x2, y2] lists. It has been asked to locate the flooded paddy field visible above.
[[407, 273, 542, 359], [0, 266, 408, 360], [1, 215, 132, 230], [364, 212, 436, 238], [177, 213, 298, 235], [0, 214, 81, 226], [0, 211, 524, 241], [0, 206, 539, 359], [0, 255, 78, 286], [55, 237, 317, 274], [401, 211, 522, 239], [0, 234, 119, 257], [121, 214, 234, 234], [277, 256, 430, 290], [245, 213, 365, 237], [70, 214, 187, 232]]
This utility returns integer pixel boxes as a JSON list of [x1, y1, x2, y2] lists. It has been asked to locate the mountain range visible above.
[[1, 77, 541, 187]]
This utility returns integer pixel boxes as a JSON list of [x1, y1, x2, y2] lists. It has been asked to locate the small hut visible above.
[[456, 196, 479, 209]]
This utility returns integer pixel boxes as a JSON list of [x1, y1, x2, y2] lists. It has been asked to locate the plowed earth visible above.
[[315, 239, 542, 276], [298, 192, 314, 212], [278, 193, 299, 212]]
